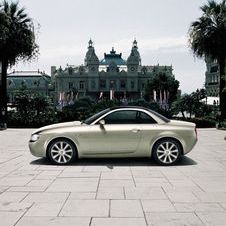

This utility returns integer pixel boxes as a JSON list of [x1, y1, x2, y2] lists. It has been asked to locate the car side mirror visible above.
[[99, 119, 105, 127]]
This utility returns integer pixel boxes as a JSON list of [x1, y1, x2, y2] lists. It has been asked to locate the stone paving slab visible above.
[[23, 192, 69, 203], [60, 200, 109, 217], [25, 203, 63, 216], [141, 199, 176, 212], [125, 187, 167, 200], [197, 212, 226, 226], [145, 212, 205, 226], [96, 187, 125, 199], [91, 218, 147, 226], [110, 200, 144, 217], [0, 211, 25, 226], [0, 128, 226, 226], [15, 216, 91, 226]]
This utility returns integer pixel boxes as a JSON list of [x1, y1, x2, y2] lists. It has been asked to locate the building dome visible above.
[[100, 48, 126, 66]]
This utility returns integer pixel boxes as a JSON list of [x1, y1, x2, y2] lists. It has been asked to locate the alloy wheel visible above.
[[153, 139, 181, 165], [49, 140, 75, 164]]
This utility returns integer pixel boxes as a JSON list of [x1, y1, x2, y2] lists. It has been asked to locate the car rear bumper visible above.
[[183, 136, 197, 155]]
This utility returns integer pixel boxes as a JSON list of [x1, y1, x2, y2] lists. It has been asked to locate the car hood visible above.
[[32, 121, 82, 134], [168, 120, 196, 128]]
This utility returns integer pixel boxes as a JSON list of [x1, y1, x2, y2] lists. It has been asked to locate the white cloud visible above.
[[139, 36, 188, 51], [40, 35, 188, 60]]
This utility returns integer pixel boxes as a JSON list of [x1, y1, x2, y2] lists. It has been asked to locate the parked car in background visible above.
[[29, 106, 197, 166]]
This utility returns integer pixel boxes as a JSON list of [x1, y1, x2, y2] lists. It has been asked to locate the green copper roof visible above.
[[100, 48, 126, 66]]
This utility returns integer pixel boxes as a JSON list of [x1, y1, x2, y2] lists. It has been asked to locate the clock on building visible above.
[[131, 67, 135, 71]]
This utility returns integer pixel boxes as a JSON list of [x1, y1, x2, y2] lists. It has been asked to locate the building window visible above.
[[131, 81, 135, 89], [210, 66, 218, 73], [69, 82, 73, 89], [100, 80, 106, 89], [110, 80, 116, 89], [120, 80, 126, 89], [33, 80, 40, 87], [91, 80, 96, 89], [79, 81, 85, 90]]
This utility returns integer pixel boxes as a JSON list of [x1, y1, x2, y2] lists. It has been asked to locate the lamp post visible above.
[[0, 61, 7, 130]]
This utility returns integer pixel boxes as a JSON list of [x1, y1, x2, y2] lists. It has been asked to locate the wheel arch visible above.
[[150, 136, 184, 157], [46, 137, 78, 158]]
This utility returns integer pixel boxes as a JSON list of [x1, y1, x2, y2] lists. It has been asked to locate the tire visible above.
[[152, 138, 182, 166], [47, 138, 76, 165]]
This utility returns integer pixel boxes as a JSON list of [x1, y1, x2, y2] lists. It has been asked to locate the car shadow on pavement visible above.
[[30, 156, 197, 167]]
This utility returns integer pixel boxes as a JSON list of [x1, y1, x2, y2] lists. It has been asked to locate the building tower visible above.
[[205, 57, 220, 97], [84, 39, 99, 74], [127, 39, 141, 74]]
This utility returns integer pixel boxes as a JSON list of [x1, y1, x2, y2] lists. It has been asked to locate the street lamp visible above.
[[0, 61, 7, 130]]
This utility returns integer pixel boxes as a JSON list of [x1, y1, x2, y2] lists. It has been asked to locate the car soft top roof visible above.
[[109, 106, 170, 123]]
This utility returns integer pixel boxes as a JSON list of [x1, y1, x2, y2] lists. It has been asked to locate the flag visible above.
[[99, 92, 103, 99], [167, 90, 170, 103], [59, 92, 61, 103], [110, 89, 114, 100], [62, 92, 66, 107], [159, 90, 162, 104], [163, 90, 167, 103], [153, 90, 157, 101], [75, 92, 78, 100], [68, 91, 74, 105]]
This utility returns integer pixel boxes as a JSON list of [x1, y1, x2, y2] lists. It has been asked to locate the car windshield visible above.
[[84, 108, 110, 125]]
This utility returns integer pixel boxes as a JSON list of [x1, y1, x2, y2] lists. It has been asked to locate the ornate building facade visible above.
[[7, 70, 51, 102], [52, 40, 174, 105], [205, 58, 220, 97]]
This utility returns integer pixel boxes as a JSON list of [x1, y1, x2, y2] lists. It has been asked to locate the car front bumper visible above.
[[29, 138, 47, 158]]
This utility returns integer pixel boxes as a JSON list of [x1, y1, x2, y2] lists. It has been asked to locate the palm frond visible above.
[[189, 0, 226, 60], [0, 0, 39, 64], [10, 1, 18, 15], [16, 7, 25, 16]]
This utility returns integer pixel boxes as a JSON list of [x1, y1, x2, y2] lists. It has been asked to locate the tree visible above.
[[172, 89, 212, 118], [145, 72, 179, 106], [0, 1, 38, 129], [189, 0, 226, 120], [9, 88, 56, 127]]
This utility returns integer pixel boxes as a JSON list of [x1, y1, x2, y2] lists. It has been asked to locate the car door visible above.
[[136, 111, 159, 154], [80, 110, 142, 155]]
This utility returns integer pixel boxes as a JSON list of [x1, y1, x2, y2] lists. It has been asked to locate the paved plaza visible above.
[[0, 128, 226, 226]]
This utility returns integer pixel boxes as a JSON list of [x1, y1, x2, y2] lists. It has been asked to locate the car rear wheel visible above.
[[153, 138, 182, 166], [47, 139, 76, 165]]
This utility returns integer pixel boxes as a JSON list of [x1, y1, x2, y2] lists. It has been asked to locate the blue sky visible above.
[[13, 0, 218, 93]]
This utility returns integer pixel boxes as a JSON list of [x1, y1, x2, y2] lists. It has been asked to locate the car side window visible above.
[[138, 111, 157, 124], [104, 110, 137, 124]]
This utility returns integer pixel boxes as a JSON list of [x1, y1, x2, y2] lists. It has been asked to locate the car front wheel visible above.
[[47, 139, 76, 165], [153, 138, 182, 166]]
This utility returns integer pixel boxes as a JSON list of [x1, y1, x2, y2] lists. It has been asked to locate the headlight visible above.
[[30, 134, 40, 142]]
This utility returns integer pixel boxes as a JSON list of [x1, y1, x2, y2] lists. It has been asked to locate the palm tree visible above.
[[0, 0, 38, 129], [189, 0, 226, 121]]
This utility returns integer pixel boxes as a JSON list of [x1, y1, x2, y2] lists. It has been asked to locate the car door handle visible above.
[[131, 129, 140, 133]]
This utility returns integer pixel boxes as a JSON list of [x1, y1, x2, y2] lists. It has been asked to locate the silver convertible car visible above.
[[29, 106, 197, 166]]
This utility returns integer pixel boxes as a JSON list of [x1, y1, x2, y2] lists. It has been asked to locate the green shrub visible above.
[[8, 110, 58, 128]]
